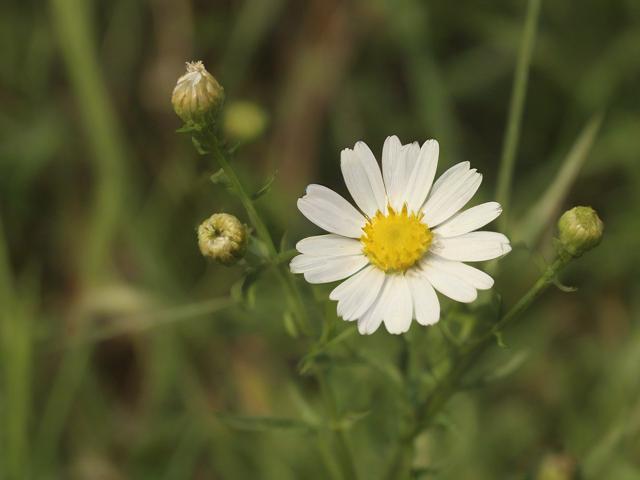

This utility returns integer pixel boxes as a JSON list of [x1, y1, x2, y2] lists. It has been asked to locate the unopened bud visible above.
[[198, 213, 247, 265], [172, 61, 224, 127], [223, 101, 268, 143], [557, 206, 603, 257], [536, 454, 578, 480]]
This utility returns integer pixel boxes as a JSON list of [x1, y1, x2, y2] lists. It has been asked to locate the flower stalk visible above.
[[211, 140, 359, 479], [210, 141, 359, 480], [209, 141, 310, 333], [384, 254, 571, 479]]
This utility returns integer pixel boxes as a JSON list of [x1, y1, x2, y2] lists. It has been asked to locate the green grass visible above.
[[1, 0, 639, 478]]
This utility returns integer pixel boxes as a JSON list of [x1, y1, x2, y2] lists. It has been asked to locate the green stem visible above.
[[209, 139, 359, 480], [0, 221, 33, 480], [416, 256, 567, 431], [317, 373, 360, 480], [211, 142, 309, 334], [495, 0, 542, 231], [212, 142, 278, 255], [385, 255, 568, 477], [383, 437, 414, 480]]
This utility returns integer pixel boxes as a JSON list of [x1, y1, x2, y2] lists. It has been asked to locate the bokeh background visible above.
[[1, 0, 639, 478]]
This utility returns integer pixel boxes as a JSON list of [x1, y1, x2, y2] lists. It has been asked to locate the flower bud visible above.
[[223, 100, 268, 143], [536, 454, 578, 480], [198, 213, 248, 265], [172, 61, 224, 127], [557, 206, 603, 257]]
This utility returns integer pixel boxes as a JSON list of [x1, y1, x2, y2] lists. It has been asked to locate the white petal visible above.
[[382, 136, 412, 211], [427, 255, 494, 290], [402, 142, 421, 178], [357, 276, 394, 335], [330, 265, 385, 321], [405, 140, 439, 213], [430, 231, 512, 262], [420, 260, 478, 303], [426, 161, 469, 198], [297, 184, 366, 238], [382, 135, 401, 190], [296, 234, 362, 257], [382, 275, 413, 334], [434, 202, 502, 237], [290, 254, 368, 284], [341, 143, 387, 217], [406, 271, 440, 325], [422, 167, 482, 228]]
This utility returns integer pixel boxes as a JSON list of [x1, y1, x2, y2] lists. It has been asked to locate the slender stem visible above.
[[383, 436, 414, 480], [211, 142, 309, 334], [212, 142, 278, 255], [495, 0, 542, 231], [317, 373, 360, 480], [209, 140, 359, 479], [0, 221, 33, 479], [385, 255, 569, 476], [416, 256, 567, 431]]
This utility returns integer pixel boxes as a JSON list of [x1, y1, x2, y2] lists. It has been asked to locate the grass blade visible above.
[[515, 114, 602, 244], [495, 0, 542, 230]]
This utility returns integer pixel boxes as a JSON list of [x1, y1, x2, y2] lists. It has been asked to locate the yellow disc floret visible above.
[[361, 205, 432, 272]]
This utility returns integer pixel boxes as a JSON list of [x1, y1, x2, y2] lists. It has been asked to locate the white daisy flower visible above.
[[290, 136, 511, 335]]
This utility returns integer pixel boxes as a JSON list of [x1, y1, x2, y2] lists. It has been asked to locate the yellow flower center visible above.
[[360, 205, 432, 272]]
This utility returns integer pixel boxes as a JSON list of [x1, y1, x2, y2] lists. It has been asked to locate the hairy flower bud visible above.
[[557, 206, 603, 258], [198, 213, 247, 265], [172, 61, 224, 127]]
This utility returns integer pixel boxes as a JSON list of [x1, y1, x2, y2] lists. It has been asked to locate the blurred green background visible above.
[[1, 0, 639, 478]]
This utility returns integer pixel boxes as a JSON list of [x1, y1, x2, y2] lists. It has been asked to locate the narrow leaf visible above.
[[217, 413, 314, 432], [283, 310, 299, 338], [483, 349, 530, 383], [210, 168, 231, 187], [251, 170, 278, 200]]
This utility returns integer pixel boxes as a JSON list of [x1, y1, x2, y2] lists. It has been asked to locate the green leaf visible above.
[[350, 350, 404, 389], [483, 349, 530, 383], [217, 413, 315, 432], [433, 412, 460, 435], [283, 310, 299, 338], [298, 326, 357, 374], [334, 410, 371, 431], [273, 249, 297, 266], [494, 330, 507, 348], [516, 114, 603, 244], [279, 230, 290, 252], [251, 170, 278, 200], [210, 168, 231, 188], [191, 135, 210, 155], [231, 266, 265, 307], [552, 277, 578, 293], [248, 236, 271, 261], [175, 123, 200, 134]]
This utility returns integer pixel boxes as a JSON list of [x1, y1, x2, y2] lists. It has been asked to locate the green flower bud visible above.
[[172, 61, 224, 127], [198, 213, 248, 265], [223, 100, 268, 143], [536, 454, 578, 480], [557, 206, 603, 257]]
